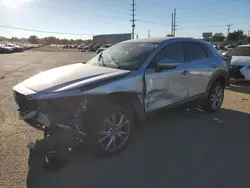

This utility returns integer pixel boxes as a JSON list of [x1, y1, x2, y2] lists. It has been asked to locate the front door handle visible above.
[[180, 70, 188, 76]]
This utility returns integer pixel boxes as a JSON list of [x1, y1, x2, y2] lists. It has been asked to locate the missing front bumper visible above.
[[27, 124, 87, 171], [28, 124, 87, 153]]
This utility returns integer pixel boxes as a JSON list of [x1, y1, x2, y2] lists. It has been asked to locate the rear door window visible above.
[[184, 42, 208, 61], [200, 43, 214, 57], [153, 43, 184, 63]]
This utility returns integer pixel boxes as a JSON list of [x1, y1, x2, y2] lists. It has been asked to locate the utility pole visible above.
[[226, 24, 232, 36], [248, 30, 250, 37], [131, 0, 136, 39], [173, 9, 177, 36], [171, 13, 173, 35], [226, 24, 232, 44], [148, 30, 151, 38]]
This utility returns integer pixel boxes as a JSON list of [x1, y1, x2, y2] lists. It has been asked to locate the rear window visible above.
[[229, 46, 250, 56]]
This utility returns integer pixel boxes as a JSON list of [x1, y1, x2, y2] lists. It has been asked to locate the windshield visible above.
[[86, 41, 158, 70], [229, 46, 250, 56]]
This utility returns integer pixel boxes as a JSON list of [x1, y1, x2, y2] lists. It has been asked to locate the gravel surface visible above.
[[0, 49, 250, 188]]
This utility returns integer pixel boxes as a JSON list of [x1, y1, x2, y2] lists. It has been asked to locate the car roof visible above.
[[124, 37, 204, 44]]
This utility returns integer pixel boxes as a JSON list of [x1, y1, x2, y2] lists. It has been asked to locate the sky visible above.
[[0, 0, 250, 40]]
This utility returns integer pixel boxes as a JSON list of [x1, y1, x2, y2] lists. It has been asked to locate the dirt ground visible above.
[[0, 48, 250, 188]]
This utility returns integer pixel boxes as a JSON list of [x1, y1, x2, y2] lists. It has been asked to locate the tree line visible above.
[[3, 31, 250, 45], [207, 30, 250, 44], [1, 35, 92, 45]]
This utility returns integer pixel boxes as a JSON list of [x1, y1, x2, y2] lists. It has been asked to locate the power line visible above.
[[19, 0, 250, 22], [46, 0, 169, 26], [40, 0, 129, 18], [16, 0, 157, 25], [0, 25, 96, 36], [2, 0, 249, 39], [46, 0, 165, 24], [16, 0, 249, 30], [131, 0, 136, 39], [136, 0, 249, 18], [48, 0, 165, 25]]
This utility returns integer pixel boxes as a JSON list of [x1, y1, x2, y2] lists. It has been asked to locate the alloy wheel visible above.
[[210, 85, 224, 110], [99, 113, 131, 152]]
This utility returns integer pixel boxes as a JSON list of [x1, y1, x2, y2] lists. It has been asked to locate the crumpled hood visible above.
[[231, 56, 250, 66], [18, 63, 130, 93]]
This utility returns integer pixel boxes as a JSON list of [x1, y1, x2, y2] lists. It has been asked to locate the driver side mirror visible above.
[[156, 59, 179, 70]]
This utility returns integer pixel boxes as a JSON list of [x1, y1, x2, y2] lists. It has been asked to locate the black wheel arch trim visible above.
[[104, 92, 146, 123], [87, 91, 146, 123], [206, 70, 228, 97]]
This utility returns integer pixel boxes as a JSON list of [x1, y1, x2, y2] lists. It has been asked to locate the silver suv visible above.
[[13, 37, 228, 157]]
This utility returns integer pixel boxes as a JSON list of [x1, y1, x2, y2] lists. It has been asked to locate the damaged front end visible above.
[[229, 65, 250, 81], [14, 90, 91, 170]]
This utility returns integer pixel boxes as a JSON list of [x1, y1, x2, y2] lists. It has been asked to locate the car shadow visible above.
[[228, 83, 250, 95], [27, 107, 250, 188]]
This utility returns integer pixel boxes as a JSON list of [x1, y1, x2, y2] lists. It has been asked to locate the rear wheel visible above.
[[202, 82, 224, 112], [88, 105, 134, 156]]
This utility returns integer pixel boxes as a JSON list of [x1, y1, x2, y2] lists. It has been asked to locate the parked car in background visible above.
[[0, 45, 12, 53], [225, 44, 236, 50], [217, 44, 225, 50], [227, 45, 250, 80], [85, 44, 95, 52], [13, 37, 228, 161], [80, 45, 88, 52], [6, 44, 25, 52], [0, 43, 40, 53], [80, 44, 92, 52], [62, 45, 68, 49], [2, 45, 14, 53], [77, 44, 86, 50], [92, 44, 101, 52], [96, 44, 112, 54]]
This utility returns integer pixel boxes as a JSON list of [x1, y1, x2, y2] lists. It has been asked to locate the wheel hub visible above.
[[210, 85, 224, 109], [99, 113, 131, 152]]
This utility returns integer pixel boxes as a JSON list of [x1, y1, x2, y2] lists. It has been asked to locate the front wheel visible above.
[[202, 82, 224, 112], [88, 106, 134, 156]]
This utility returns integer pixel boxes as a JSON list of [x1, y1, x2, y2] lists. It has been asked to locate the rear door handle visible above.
[[180, 70, 188, 76]]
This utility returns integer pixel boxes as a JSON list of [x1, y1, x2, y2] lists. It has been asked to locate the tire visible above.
[[202, 82, 225, 112], [44, 126, 58, 138], [88, 105, 134, 157]]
